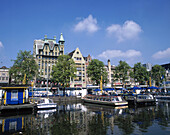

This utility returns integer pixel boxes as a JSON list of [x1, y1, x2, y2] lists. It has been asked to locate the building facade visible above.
[[161, 63, 170, 87], [69, 48, 86, 88], [142, 63, 152, 72], [84, 55, 92, 85], [33, 34, 65, 86], [0, 66, 9, 86]]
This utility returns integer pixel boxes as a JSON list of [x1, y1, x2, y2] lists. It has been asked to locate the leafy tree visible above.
[[87, 59, 108, 86], [115, 60, 131, 87], [51, 55, 76, 95], [9, 50, 38, 84], [132, 62, 149, 85], [151, 65, 166, 87]]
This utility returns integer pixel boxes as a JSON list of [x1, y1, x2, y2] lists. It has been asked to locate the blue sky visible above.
[[0, 0, 170, 68]]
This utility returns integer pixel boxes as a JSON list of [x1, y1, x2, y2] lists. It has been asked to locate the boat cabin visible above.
[[1, 85, 29, 105]]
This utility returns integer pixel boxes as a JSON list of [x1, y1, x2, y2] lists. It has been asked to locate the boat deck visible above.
[[0, 103, 35, 111]]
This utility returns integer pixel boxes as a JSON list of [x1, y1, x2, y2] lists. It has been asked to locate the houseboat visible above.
[[82, 95, 128, 106], [0, 85, 35, 114]]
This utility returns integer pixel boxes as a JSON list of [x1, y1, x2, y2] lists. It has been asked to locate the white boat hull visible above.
[[37, 103, 57, 109], [82, 98, 128, 106]]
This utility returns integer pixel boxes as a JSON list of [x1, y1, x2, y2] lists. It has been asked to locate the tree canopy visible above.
[[151, 64, 166, 86], [87, 59, 108, 85], [51, 55, 77, 88], [132, 62, 149, 85], [9, 50, 38, 84], [115, 60, 131, 87]]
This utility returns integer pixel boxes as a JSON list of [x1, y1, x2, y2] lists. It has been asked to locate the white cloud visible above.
[[74, 14, 99, 33], [152, 48, 170, 59], [0, 41, 4, 48], [98, 49, 142, 66], [98, 49, 142, 59], [106, 20, 142, 42]]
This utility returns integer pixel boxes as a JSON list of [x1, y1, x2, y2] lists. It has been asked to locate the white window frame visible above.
[[11, 90, 18, 101]]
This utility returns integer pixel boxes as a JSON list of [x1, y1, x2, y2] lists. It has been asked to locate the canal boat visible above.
[[135, 94, 156, 105], [124, 93, 156, 105], [36, 98, 57, 110], [82, 95, 128, 106]]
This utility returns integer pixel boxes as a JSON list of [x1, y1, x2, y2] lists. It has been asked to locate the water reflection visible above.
[[0, 102, 170, 135]]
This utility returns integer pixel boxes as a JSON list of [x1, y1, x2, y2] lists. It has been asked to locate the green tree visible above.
[[9, 50, 38, 84], [87, 59, 108, 85], [51, 55, 76, 95], [132, 62, 149, 85], [151, 65, 166, 87], [115, 60, 131, 88]]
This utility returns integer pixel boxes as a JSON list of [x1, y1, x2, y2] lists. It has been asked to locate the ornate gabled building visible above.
[[33, 33, 65, 85], [68, 48, 86, 88]]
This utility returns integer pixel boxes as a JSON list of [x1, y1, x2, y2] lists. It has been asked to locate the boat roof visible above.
[[1, 85, 29, 90]]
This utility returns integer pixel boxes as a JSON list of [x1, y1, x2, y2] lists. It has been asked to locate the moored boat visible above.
[[124, 93, 156, 105], [135, 94, 156, 105], [36, 98, 57, 109], [82, 95, 128, 106]]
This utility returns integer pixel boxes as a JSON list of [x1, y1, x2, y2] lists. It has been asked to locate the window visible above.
[[77, 51, 79, 54], [11, 90, 18, 101]]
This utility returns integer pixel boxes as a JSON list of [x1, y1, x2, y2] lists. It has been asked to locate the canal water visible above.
[[0, 101, 170, 135]]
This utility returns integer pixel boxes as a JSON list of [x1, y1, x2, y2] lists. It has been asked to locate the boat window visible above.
[[38, 99, 44, 103], [115, 97, 119, 101], [112, 99, 115, 101], [11, 90, 18, 101], [49, 99, 53, 103]]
